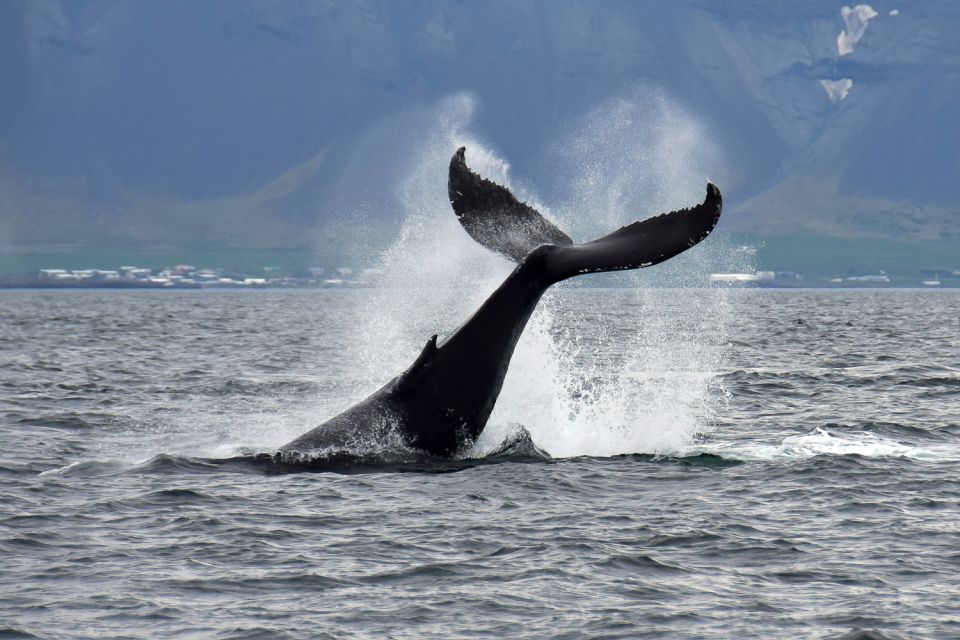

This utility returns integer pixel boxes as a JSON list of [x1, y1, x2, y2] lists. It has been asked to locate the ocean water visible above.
[[2, 287, 958, 639]]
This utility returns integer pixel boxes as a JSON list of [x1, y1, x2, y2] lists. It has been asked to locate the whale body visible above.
[[280, 147, 722, 457]]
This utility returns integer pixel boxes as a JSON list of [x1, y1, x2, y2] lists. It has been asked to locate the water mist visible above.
[[340, 91, 739, 459]]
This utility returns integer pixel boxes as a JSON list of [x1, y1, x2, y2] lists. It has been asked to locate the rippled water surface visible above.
[[2, 288, 958, 639]]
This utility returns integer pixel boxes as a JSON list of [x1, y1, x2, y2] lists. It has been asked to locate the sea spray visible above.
[[485, 288, 734, 458], [486, 92, 739, 457], [550, 90, 724, 240], [340, 91, 741, 458], [349, 95, 513, 383]]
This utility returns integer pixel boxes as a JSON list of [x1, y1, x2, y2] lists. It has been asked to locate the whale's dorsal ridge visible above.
[[395, 334, 439, 394]]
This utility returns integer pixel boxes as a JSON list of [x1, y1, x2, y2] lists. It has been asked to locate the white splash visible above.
[[551, 91, 721, 241], [484, 290, 732, 459], [820, 78, 854, 102], [348, 94, 513, 383], [486, 92, 733, 458], [335, 91, 734, 460], [837, 4, 879, 56]]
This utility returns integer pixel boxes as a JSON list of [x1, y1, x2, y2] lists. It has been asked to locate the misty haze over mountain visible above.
[[1, 0, 957, 275]]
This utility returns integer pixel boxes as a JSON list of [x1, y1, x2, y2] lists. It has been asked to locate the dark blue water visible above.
[[2, 289, 958, 639]]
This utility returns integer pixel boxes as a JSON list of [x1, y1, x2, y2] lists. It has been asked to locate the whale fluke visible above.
[[544, 183, 722, 282], [450, 147, 721, 281], [448, 146, 572, 262]]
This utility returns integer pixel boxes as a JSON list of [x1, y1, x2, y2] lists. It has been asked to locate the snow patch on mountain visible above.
[[820, 78, 854, 102], [837, 4, 879, 56]]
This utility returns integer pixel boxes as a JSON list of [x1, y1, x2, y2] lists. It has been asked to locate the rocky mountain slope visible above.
[[1, 0, 956, 268]]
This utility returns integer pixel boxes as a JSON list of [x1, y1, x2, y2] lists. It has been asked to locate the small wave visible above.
[[16, 412, 107, 430], [464, 424, 551, 461], [136, 488, 219, 505], [88, 487, 224, 512], [598, 553, 689, 574], [825, 629, 908, 640], [0, 536, 57, 549], [708, 427, 960, 462], [38, 459, 129, 477], [211, 378, 324, 397], [617, 452, 742, 467], [127, 453, 228, 475], [0, 629, 41, 640], [898, 375, 960, 391], [841, 420, 947, 442], [166, 572, 354, 594], [0, 462, 47, 477], [38, 454, 236, 478]]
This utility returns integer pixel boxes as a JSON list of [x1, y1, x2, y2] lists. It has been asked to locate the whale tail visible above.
[[448, 146, 572, 262], [448, 147, 721, 281], [543, 183, 721, 283]]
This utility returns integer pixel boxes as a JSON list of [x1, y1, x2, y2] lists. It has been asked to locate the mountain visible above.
[[0, 0, 957, 274]]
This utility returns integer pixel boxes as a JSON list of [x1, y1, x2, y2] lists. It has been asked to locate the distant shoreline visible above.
[[0, 280, 372, 291], [1, 281, 957, 291]]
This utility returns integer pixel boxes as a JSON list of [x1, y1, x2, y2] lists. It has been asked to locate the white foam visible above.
[[707, 427, 960, 462]]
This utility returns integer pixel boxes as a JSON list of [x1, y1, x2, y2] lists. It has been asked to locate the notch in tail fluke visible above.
[[448, 146, 572, 262]]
